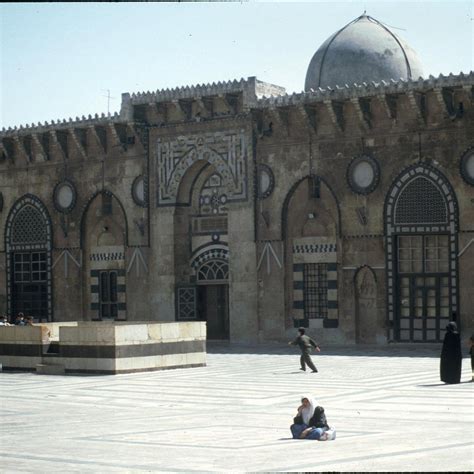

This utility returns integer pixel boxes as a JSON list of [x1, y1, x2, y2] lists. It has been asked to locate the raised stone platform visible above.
[[0, 321, 206, 374]]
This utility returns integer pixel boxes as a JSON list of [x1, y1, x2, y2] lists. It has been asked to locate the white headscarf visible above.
[[300, 395, 317, 425]]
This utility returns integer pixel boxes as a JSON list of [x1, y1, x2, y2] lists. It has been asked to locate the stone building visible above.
[[1, 15, 473, 343]]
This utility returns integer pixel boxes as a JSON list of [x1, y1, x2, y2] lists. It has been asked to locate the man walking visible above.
[[289, 327, 321, 372]]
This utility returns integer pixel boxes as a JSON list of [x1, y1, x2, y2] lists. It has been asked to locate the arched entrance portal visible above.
[[173, 153, 231, 340], [5, 195, 53, 321], [385, 165, 459, 342], [196, 259, 229, 340]]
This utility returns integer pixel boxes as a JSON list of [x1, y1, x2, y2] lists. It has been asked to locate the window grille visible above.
[[177, 286, 197, 320], [12, 251, 48, 320], [197, 260, 229, 282], [194, 217, 228, 233], [303, 263, 328, 319], [11, 205, 47, 244], [99, 270, 118, 319], [394, 177, 447, 225], [398, 235, 449, 273]]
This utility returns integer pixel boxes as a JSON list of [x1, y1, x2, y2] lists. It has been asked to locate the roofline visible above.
[[258, 71, 474, 108]]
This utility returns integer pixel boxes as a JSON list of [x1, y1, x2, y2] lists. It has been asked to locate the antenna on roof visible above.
[[102, 89, 116, 115]]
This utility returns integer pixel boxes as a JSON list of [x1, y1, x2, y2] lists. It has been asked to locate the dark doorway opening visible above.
[[197, 284, 229, 340]]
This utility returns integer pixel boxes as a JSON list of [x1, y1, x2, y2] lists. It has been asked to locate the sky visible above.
[[1, 1, 473, 129]]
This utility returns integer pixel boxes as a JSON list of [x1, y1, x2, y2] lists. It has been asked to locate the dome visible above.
[[304, 14, 424, 91]]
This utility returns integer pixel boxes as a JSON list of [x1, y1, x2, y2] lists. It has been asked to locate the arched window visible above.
[[5, 195, 52, 321], [385, 166, 458, 343]]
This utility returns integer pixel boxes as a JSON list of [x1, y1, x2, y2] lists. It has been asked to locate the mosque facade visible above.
[[1, 15, 473, 343]]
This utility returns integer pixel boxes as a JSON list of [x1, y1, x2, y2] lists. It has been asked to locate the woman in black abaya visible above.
[[440, 322, 462, 384]]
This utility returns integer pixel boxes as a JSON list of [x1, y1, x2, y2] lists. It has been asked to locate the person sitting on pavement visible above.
[[290, 395, 316, 439], [299, 405, 330, 440]]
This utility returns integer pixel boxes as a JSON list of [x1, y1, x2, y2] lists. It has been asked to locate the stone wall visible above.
[[0, 321, 206, 374]]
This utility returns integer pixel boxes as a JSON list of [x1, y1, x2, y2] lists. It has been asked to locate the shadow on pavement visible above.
[[206, 341, 446, 358]]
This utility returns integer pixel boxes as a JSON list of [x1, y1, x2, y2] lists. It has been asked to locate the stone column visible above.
[[148, 208, 176, 321], [227, 205, 258, 343]]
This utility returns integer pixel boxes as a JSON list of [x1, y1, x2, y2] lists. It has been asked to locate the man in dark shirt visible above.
[[289, 327, 321, 372]]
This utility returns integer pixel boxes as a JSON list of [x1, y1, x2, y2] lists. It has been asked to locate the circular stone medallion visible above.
[[460, 149, 474, 186], [132, 175, 147, 207], [53, 180, 76, 213], [258, 164, 275, 199], [347, 155, 380, 195]]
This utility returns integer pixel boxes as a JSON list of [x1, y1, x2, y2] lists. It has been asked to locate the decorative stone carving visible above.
[[156, 130, 248, 206], [199, 173, 228, 215]]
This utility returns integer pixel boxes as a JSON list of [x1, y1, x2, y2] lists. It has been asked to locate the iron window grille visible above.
[[99, 270, 118, 319], [303, 263, 328, 319]]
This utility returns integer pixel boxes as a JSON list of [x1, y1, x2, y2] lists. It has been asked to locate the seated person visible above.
[[290, 396, 316, 439], [14, 313, 26, 326], [25, 316, 35, 326], [0, 315, 11, 326], [299, 405, 329, 440]]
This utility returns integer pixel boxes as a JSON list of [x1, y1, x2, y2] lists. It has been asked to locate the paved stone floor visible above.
[[1, 343, 473, 472]]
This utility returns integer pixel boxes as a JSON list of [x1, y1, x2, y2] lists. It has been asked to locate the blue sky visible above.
[[1, 1, 472, 129]]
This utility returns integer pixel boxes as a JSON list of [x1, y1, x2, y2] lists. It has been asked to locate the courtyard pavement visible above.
[[0, 342, 473, 472]]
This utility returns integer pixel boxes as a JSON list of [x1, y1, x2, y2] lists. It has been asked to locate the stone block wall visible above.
[[0, 321, 206, 374]]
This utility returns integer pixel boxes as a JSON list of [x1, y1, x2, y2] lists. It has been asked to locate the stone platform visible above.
[[0, 342, 472, 472]]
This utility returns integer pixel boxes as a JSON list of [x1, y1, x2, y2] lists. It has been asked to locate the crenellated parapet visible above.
[[256, 72, 474, 132], [1, 112, 121, 138], [258, 72, 474, 107], [120, 76, 286, 123], [125, 76, 285, 106], [0, 112, 149, 163]]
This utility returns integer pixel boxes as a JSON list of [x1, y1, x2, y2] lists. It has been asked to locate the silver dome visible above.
[[304, 15, 424, 90]]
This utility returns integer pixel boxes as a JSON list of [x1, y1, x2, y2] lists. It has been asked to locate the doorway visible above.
[[395, 235, 450, 342], [197, 285, 229, 339]]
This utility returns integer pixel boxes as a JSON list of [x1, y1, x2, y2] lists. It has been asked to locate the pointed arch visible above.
[[79, 190, 129, 248], [384, 164, 459, 342], [281, 175, 342, 241], [5, 194, 53, 321]]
